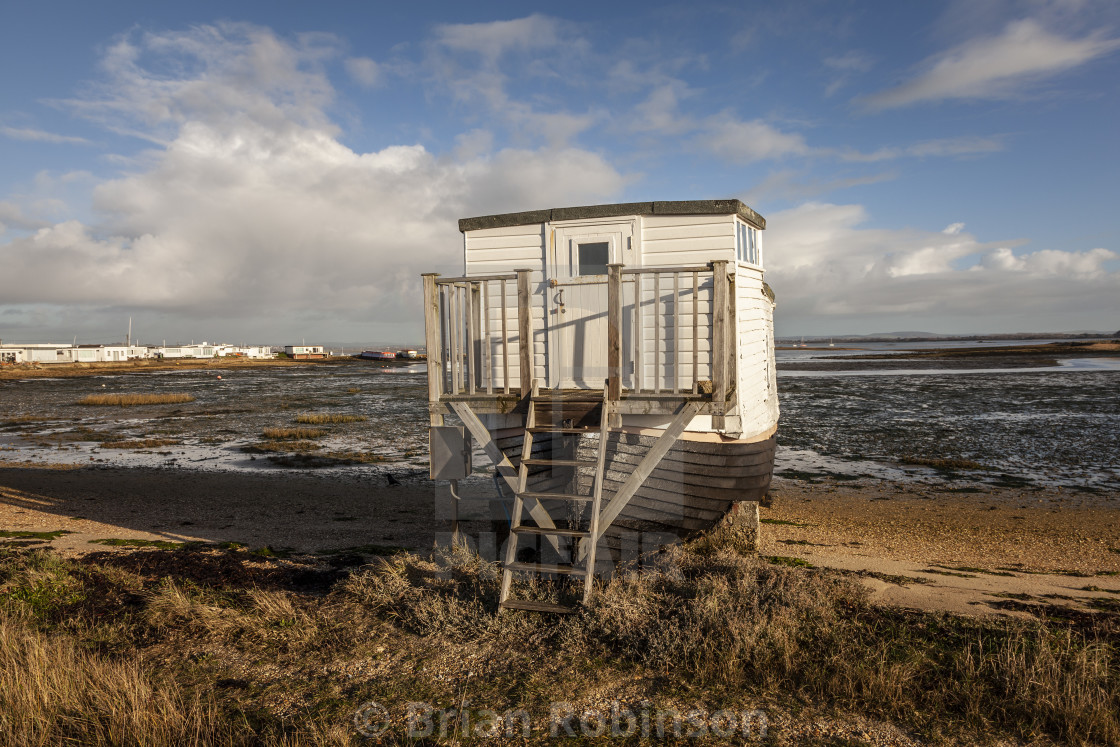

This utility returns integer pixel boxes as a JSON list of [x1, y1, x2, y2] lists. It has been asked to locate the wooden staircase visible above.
[[498, 381, 610, 614]]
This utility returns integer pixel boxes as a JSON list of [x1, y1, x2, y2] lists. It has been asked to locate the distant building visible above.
[[0, 347, 23, 364], [284, 345, 326, 359]]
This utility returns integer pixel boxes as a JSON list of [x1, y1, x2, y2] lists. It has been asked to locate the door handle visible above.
[[556, 289, 564, 306]]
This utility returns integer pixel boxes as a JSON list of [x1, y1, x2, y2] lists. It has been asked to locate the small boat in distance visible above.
[[360, 350, 396, 361]]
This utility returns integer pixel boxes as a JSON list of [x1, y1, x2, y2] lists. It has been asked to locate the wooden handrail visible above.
[[435, 272, 517, 284], [423, 261, 732, 405]]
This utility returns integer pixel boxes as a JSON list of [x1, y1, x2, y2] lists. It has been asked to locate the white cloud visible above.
[[942, 222, 965, 235], [840, 135, 1005, 162], [1, 126, 91, 145], [432, 14, 566, 62], [823, 51, 874, 97], [424, 15, 595, 147], [345, 57, 381, 87], [861, 19, 1120, 110], [698, 116, 812, 164], [764, 202, 1119, 325], [0, 23, 626, 336]]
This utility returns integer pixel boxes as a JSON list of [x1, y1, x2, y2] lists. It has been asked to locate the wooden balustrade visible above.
[[421, 262, 734, 406]]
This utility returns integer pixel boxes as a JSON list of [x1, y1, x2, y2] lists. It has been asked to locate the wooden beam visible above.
[[449, 402, 559, 541], [711, 260, 729, 430], [421, 273, 443, 426], [515, 269, 533, 395], [606, 263, 623, 402], [592, 400, 702, 539]]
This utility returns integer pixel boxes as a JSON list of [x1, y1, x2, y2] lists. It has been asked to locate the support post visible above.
[[515, 268, 534, 396], [711, 260, 730, 430], [422, 273, 443, 427], [606, 263, 623, 402]]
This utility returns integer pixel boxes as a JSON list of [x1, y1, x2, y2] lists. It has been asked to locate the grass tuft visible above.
[[78, 393, 195, 407], [0, 530, 72, 541], [294, 413, 366, 424], [261, 427, 327, 440]]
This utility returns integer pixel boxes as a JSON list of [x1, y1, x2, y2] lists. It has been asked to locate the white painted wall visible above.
[[639, 214, 735, 267], [460, 210, 777, 438]]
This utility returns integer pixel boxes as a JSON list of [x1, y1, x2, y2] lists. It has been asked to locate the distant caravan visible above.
[[421, 200, 779, 611]]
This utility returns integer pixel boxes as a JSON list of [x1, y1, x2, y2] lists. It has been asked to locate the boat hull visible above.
[[492, 426, 775, 560]]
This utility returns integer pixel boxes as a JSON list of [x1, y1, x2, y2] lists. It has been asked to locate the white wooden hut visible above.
[[422, 200, 778, 611]]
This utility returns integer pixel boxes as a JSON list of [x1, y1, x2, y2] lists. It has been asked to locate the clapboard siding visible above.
[[464, 224, 545, 275], [734, 264, 778, 436], [640, 215, 735, 266]]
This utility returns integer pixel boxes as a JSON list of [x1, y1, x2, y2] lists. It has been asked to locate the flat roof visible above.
[[458, 199, 766, 233]]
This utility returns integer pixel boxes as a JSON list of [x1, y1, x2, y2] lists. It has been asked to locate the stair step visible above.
[[499, 599, 575, 614], [512, 526, 590, 538], [518, 491, 593, 503], [527, 426, 600, 434], [522, 458, 595, 468], [506, 561, 588, 576]]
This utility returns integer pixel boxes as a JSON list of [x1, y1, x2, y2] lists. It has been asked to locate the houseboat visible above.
[[360, 350, 397, 361], [422, 199, 778, 611]]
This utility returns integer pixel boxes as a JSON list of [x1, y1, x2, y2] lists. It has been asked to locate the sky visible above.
[[1, 0, 1118, 344]]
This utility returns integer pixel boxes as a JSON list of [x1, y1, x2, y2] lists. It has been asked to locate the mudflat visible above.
[[3, 464, 1117, 620]]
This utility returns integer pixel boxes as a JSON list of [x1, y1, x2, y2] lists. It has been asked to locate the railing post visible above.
[[422, 273, 443, 426], [606, 263, 623, 401], [515, 268, 534, 396], [711, 260, 730, 430]]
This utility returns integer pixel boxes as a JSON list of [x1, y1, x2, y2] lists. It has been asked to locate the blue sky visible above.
[[1, 0, 1117, 343]]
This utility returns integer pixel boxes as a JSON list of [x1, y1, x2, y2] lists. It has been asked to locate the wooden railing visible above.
[[422, 260, 734, 414]]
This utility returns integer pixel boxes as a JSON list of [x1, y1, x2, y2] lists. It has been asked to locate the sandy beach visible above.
[[3, 464, 1116, 621]]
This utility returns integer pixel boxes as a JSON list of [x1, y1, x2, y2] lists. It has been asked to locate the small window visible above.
[[577, 241, 610, 276]]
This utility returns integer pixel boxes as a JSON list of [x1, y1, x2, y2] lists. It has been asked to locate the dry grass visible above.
[[0, 542, 1116, 745], [78, 393, 196, 407], [294, 413, 366, 424], [262, 427, 327, 440], [0, 608, 231, 746]]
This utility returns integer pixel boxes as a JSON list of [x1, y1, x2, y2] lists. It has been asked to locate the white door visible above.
[[548, 223, 633, 388]]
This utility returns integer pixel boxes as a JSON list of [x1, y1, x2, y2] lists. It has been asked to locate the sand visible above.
[[759, 477, 1120, 617], [1, 465, 1117, 619]]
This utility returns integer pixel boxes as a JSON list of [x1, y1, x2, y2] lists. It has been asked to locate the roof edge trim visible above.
[[458, 199, 766, 232]]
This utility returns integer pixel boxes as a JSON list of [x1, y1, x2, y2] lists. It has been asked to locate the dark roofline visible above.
[[458, 199, 766, 233]]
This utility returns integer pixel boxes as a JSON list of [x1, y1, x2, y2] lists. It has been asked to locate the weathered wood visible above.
[[433, 395, 714, 417], [594, 400, 703, 538], [622, 264, 709, 275], [653, 272, 661, 394], [516, 269, 533, 395], [450, 284, 462, 394], [633, 274, 643, 392], [724, 270, 738, 424], [673, 271, 681, 393], [711, 260, 729, 429], [465, 283, 477, 394], [692, 271, 699, 394], [606, 264, 622, 402], [482, 282, 492, 394], [500, 278, 510, 394], [422, 274, 444, 426], [584, 383, 610, 604]]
